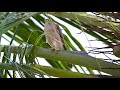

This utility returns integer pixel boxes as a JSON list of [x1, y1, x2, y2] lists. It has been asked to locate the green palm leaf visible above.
[[0, 12, 120, 78]]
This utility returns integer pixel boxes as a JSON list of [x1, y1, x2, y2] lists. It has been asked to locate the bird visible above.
[[44, 19, 72, 68]]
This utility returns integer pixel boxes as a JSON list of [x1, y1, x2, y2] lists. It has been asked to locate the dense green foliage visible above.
[[0, 12, 120, 78]]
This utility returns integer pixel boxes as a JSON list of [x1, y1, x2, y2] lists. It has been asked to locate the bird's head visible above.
[[45, 19, 53, 25]]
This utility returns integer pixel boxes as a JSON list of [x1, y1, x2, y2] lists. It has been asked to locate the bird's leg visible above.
[[50, 47, 55, 51], [49, 47, 59, 54]]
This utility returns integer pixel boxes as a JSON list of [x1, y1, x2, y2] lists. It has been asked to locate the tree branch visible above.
[[1, 45, 120, 77], [0, 63, 96, 78]]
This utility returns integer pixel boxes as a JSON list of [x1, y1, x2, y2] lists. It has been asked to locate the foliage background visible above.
[[0, 12, 120, 78]]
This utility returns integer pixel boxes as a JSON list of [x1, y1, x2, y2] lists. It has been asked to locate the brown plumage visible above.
[[44, 19, 72, 68], [44, 19, 65, 50]]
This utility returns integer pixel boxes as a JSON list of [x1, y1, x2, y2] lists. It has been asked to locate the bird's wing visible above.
[[56, 24, 66, 50]]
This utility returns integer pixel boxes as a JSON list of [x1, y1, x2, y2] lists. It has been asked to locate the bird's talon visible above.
[[50, 48, 55, 51]]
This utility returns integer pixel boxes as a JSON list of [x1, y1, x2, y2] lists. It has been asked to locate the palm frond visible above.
[[0, 12, 120, 78]]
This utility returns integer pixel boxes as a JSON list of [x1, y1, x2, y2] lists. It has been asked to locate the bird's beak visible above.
[[45, 19, 49, 23]]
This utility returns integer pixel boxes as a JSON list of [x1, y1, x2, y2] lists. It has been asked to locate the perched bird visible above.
[[44, 19, 66, 50], [44, 19, 72, 68]]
